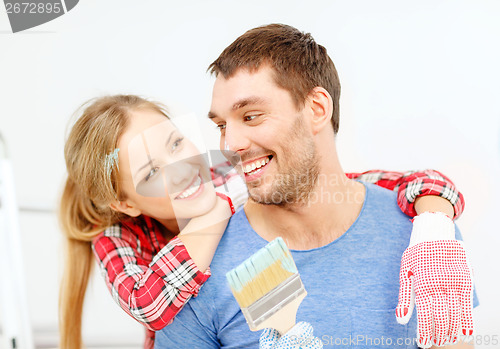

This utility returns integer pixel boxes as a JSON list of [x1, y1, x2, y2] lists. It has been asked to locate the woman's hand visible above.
[[176, 194, 233, 272], [180, 194, 233, 236]]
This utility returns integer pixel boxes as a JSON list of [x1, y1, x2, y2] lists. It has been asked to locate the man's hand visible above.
[[396, 212, 474, 348], [259, 322, 323, 349]]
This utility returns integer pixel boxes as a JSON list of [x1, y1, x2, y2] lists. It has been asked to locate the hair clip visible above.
[[104, 148, 120, 179]]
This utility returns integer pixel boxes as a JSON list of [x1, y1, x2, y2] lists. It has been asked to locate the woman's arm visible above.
[[177, 193, 234, 272], [92, 195, 232, 331], [415, 195, 454, 218], [352, 170, 474, 346], [346, 169, 464, 218], [92, 226, 208, 331]]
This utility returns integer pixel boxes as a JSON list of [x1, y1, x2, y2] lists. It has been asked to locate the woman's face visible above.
[[116, 108, 216, 222]]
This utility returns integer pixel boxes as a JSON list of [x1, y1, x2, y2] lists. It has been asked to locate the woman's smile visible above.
[[174, 172, 204, 200]]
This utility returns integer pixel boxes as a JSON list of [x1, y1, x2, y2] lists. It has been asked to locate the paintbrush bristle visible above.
[[226, 237, 298, 308]]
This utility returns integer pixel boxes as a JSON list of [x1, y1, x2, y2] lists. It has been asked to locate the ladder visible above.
[[0, 133, 34, 349]]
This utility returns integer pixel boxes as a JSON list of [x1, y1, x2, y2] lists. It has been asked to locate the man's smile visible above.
[[242, 155, 272, 181]]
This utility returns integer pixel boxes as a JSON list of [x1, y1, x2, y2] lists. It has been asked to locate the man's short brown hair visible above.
[[208, 23, 341, 134]]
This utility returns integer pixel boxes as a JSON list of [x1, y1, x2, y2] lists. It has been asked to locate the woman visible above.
[[59, 95, 464, 349]]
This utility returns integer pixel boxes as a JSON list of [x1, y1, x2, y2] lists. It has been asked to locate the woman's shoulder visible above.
[[93, 215, 184, 262], [100, 215, 147, 237], [93, 215, 167, 249]]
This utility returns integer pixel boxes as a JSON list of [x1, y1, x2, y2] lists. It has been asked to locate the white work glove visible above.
[[396, 212, 474, 348], [259, 322, 323, 349]]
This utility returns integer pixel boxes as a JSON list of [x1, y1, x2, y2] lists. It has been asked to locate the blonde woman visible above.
[[59, 95, 465, 349]]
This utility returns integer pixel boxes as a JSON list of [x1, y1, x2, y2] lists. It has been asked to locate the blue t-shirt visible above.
[[155, 183, 472, 348]]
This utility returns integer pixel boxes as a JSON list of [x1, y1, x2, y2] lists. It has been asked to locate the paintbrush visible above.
[[226, 237, 307, 334]]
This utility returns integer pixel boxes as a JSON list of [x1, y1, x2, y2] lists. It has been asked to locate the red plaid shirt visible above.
[[91, 169, 464, 349]]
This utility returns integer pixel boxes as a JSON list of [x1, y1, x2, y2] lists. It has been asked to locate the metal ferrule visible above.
[[241, 273, 306, 330]]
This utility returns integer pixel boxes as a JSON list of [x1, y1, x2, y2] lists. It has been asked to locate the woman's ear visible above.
[[109, 200, 141, 217], [307, 87, 333, 135]]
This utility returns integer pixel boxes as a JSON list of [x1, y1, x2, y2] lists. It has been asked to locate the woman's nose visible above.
[[164, 159, 193, 187]]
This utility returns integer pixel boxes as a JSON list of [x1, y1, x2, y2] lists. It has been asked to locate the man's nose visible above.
[[223, 122, 251, 155]]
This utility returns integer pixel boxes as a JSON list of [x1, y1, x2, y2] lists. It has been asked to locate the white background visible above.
[[0, 0, 499, 348]]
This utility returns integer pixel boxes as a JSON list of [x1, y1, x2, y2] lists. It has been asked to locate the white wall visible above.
[[1, 0, 499, 347]]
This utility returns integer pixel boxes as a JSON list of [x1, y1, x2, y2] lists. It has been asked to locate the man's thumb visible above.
[[396, 268, 415, 325]]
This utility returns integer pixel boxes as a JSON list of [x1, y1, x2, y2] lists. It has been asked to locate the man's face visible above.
[[209, 65, 320, 206]]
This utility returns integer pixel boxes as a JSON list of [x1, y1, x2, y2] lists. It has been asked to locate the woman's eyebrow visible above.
[[137, 159, 154, 173], [165, 130, 176, 146], [135, 130, 175, 176]]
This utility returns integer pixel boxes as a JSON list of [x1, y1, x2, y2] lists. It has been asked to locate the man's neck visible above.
[[243, 173, 365, 250]]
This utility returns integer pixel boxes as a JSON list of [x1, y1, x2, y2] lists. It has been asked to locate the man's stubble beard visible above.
[[247, 115, 320, 207]]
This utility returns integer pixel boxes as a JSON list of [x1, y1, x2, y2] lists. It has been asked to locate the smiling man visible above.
[[210, 71, 324, 210], [208, 62, 366, 249], [154, 24, 475, 349]]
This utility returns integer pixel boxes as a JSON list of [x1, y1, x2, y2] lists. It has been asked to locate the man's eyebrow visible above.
[[231, 96, 267, 111], [208, 96, 268, 120]]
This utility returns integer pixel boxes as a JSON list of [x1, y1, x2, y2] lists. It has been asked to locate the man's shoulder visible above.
[[226, 207, 251, 231], [206, 208, 266, 277], [363, 180, 397, 199], [363, 181, 404, 215], [185, 208, 265, 317], [219, 208, 256, 250], [358, 181, 412, 230]]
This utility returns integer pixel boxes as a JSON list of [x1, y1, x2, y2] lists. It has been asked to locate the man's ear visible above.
[[109, 200, 141, 217], [307, 87, 333, 135]]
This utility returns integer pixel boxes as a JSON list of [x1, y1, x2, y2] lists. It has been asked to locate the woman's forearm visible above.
[[177, 196, 232, 272], [414, 195, 454, 218]]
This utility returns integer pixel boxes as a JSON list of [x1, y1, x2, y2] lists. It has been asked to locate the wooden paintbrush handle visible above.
[[253, 291, 307, 335]]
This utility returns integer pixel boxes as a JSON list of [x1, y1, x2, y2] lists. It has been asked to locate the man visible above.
[[155, 24, 475, 348]]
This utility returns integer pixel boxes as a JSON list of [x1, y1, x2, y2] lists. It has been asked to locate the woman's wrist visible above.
[[180, 196, 231, 235]]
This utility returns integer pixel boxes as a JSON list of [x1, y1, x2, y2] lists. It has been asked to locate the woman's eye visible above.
[[145, 167, 160, 182], [216, 124, 226, 131], [171, 137, 184, 151]]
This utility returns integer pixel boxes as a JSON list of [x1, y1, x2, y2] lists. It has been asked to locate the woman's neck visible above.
[[155, 217, 190, 236]]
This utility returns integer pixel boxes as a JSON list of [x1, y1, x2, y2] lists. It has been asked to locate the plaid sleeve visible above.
[[211, 162, 249, 211], [144, 329, 155, 349], [92, 226, 210, 331], [346, 169, 464, 219]]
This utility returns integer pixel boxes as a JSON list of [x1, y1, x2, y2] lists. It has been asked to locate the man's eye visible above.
[[244, 115, 258, 122], [145, 167, 160, 182], [172, 137, 184, 151], [216, 124, 226, 131]]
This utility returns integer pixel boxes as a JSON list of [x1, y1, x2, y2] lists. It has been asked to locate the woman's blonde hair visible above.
[[59, 95, 168, 348]]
